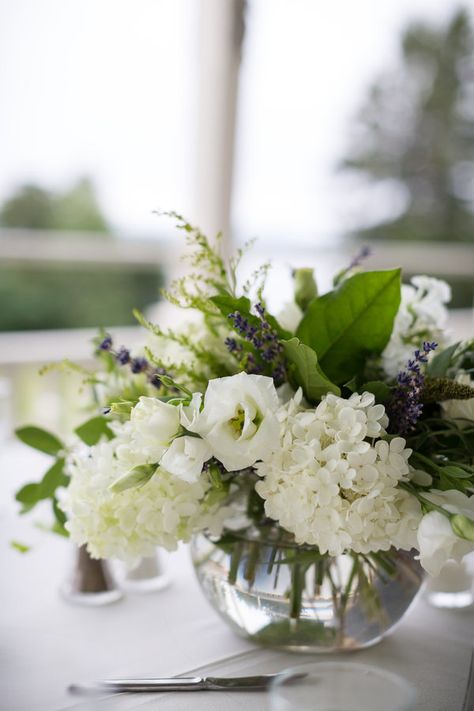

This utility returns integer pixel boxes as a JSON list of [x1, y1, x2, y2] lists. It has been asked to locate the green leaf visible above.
[[40, 458, 69, 497], [293, 268, 317, 311], [11, 540, 31, 553], [440, 465, 472, 479], [15, 426, 63, 455], [360, 380, 392, 403], [15, 458, 68, 514], [210, 294, 291, 340], [296, 269, 401, 384], [15, 482, 42, 512], [75, 416, 114, 446], [427, 342, 460, 378], [282, 338, 340, 402], [52, 498, 69, 537], [109, 463, 157, 494], [450, 514, 474, 542]]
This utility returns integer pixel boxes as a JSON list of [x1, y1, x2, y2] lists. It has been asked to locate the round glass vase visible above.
[[191, 528, 424, 652]]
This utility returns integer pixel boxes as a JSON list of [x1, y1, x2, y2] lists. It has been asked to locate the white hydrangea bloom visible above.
[[62, 431, 213, 565], [382, 275, 451, 378], [256, 390, 422, 556]]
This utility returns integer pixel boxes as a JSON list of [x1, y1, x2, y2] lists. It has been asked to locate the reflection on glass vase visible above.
[[191, 528, 424, 652], [60, 545, 123, 606]]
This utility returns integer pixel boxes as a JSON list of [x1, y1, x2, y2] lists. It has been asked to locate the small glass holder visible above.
[[116, 551, 171, 593], [60, 545, 123, 606], [425, 559, 474, 609], [269, 662, 416, 711]]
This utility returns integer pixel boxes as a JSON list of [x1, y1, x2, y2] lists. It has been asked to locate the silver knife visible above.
[[69, 673, 293, 695]]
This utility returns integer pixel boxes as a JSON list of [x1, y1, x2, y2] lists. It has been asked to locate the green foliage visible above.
[[360, 380, 392, 403], [0, 265, 162, 331], [340, 10, 474, 245], [422, 376, 474, 403], [296, 269, 401, 384], [0, 178, 108, 231], [15, 426, 63, 455], [74, 416, 114, 446], [282, 338, 340, 402], [11, 541, 31, 553], [15, 458, 68, 513], [210, 294, 290, 340], [427, 342, 461, 377], [109, 463, 157, 494], [450, 514, 474, 542], [293, 268, 317, 311]]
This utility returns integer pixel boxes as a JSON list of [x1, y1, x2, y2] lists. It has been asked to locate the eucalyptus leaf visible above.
[[75, 416, 114, 446], [15, 426, 63, 456], [296, 269, 401, 384], [109, 463, 157, 493], [427, 342, 460, 377], [282, 338, 340, 402]]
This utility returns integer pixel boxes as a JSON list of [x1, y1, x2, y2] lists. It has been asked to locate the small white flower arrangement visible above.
[[15, 214, 474, 585]]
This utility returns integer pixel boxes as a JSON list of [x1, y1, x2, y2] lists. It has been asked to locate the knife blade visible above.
[[69, 673, 292, 695]]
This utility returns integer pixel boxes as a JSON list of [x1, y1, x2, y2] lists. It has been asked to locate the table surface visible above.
[[1, 442, 473, 711]]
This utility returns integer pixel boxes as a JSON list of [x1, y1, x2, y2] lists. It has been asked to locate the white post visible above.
[[193, 0, 246, 252]]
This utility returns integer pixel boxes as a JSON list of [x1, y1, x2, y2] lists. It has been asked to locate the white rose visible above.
[[189, 372, 280, 471], [441, 373, 474, 426], [417, 489, 474, 576], [160, 436, 211, 483], [116, 397, 181, 465]]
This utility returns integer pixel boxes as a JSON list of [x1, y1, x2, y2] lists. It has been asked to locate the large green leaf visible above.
[[15, 426, 63, 455], [296, 269, 401, 384], [282, 338, 340, 402]]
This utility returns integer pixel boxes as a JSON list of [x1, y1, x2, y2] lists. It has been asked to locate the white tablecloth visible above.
[[1, 443, 473, 711]]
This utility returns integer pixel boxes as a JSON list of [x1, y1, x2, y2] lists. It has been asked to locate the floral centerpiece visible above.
[[16, 214, 474, 651]]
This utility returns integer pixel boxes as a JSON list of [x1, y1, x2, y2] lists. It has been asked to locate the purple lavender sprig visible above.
[[226, 303, 287, 385], [348, 245, 371, 271], [387, 341, 438, 434], [97, 334, 169, 390]]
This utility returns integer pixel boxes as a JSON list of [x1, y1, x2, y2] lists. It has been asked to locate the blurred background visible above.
[[0, 0, 473, 432]]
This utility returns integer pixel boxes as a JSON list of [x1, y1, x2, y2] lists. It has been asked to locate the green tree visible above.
[[0, 177, 108, 232], [341, 9, 474, 243]]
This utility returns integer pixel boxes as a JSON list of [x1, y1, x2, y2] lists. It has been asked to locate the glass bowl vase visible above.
[[190, 527, 424, 652]]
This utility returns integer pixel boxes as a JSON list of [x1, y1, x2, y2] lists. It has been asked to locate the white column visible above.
[[193, 0, 246, 252]]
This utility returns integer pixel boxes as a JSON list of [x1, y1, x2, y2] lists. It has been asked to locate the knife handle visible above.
[[69, 677, 206, 694]]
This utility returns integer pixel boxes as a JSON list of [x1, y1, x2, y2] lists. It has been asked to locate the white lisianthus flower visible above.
[[256, 390, 422, 556], [382, 276, 451, 378], [441, 372, 474, 426], [115, 396, 181, 466], [62, 432, 214, 565], [277, 301, 303, 333], [417, 489, 474, 576], [160, 436, 211, 483], [189, 372, 280, 471]]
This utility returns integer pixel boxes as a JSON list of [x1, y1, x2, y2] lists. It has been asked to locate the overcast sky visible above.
[[0, 0, 461, 245]]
